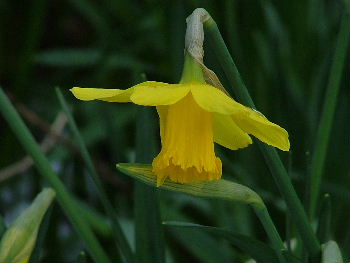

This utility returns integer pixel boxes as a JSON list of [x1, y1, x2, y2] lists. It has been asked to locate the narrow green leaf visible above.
[[163, 207, 233, 262], [317, 194, 332, 243], [134, 105, 165, 262], [56, 87, 134, 262], [309, 14, 349, 217], [74, 199, 112, 238], [164, 221, 279, 263], [321, 240, 343, 263], [281, 249, 303, 263], [117, 163, 264, 208], [0, 88, 110, 262]]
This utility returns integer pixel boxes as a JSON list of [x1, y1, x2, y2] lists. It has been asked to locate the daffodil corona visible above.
[[71, 54, 289, 186]]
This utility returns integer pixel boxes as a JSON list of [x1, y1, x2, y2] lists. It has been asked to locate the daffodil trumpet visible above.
[[71, 53, 289, 186]]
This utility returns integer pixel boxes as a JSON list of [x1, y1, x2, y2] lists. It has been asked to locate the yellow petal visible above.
[[232, 109, 290, 151], [190, 83, 246, 115], [131, 81, 190, 106], [213, 114, 252, 150], [156, 106, 168, 145], [70, 87, 133, 102]]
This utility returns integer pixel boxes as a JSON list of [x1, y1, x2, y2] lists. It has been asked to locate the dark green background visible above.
[[0, 0, 348, 262]]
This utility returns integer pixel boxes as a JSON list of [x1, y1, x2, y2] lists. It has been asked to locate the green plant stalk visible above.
[[253, 205, 286, 262], [316, 194, 331, 243], [203, 18, 321, 257], [308, 14, 349, 218], [0, 88, 109, 262], [134, 106, 164, 262], [56, 88, 134, 262]]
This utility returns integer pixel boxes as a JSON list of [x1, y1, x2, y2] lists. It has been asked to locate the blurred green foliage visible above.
[[0, 0, 348, 262]]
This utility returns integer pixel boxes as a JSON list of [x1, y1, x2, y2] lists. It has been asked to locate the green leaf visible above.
[[168, 225, 233, 262], [164, 221, 279, 263], [116, 163, 264, 208], [321, 240, 343, 263], [309, 14, 349, 217], [281, 249, 303, 263], [317, 194, 332, 243], [134, 105, 165, 262]]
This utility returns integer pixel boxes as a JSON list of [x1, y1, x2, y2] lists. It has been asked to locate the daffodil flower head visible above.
[[70, 54, 289, 186]]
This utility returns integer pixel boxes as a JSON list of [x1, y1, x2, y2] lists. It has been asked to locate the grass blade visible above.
[[134, 106, 165, 262], [0, 88, 110, 262], [164, 221, 279, 263], [316, 194, 331, 243], [164, 208, 233, 262], [308, 14, 349, 217], [56, 87, 134, 262]]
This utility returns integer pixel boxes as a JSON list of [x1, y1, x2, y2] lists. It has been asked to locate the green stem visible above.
[[56, 88, 134, 262], [253, 205, 286, 262], [134, 105, 165, 262], [308, 14, 349, 218], [203, 17, 321, 257], [180, 53, 206, 83], [0, 88, 110, 263]]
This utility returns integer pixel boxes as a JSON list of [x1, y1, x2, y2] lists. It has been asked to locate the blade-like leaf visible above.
[[317, 194, 331, 243], [116, 163, 264, 208], [164, 221, 279, 263], [134, 105, 164, 262], [281, 249, 302, 263]]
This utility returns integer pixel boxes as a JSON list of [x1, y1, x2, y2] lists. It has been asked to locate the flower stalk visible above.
[[201, 10, 321, 257]]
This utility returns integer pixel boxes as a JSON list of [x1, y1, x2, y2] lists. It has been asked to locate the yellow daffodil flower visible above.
[[71, 55, 289, 186]]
